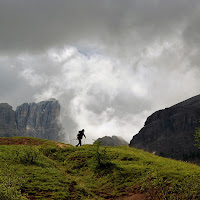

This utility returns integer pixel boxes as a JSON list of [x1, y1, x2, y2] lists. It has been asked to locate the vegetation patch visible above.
[[0, 137, 200, 199]]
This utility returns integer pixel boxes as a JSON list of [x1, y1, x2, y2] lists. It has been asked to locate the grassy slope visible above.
[[0, 137, 200, 200]]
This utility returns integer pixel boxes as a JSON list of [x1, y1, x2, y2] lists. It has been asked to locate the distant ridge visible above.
[[130, 94, 200, 163], [95, 135, 128, 146]]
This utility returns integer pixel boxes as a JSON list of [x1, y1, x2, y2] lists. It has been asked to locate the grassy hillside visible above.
[[0, 137, 200, 200]]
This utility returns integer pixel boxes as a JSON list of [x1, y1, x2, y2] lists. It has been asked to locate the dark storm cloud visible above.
[[0, 0, 200, 143], [0, 0, 198, 54]]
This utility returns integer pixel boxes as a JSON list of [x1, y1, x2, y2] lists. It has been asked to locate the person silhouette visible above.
[[76, 129, 86, 147]]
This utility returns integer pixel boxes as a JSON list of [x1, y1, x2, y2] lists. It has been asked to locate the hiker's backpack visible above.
[[77, 132, 81, 139]]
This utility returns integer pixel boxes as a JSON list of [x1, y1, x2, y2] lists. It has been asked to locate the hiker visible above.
[[76, 129, 86, 147]]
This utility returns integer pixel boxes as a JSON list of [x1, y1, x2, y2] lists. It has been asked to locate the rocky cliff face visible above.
[[0, 99, 63, 141], [130, 95, 200, 163], [96, 136, 128, 146], [0, 103, 18, 137]]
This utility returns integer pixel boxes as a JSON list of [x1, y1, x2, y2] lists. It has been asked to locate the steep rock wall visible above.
[[0, 103, 18, 137], [0, 99, 63, 141], [130, 95, 200, 162]]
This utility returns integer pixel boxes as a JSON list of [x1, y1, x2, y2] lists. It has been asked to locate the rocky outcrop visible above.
[[96, 136, 128, 146], [0, 99, 63, 141], [130, 95, 200, 163], [0, 103, 18, 137]]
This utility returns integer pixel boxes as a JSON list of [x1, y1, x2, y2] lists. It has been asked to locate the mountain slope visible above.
[[0, 137, 200, 200], [129, 94, 200, 163]]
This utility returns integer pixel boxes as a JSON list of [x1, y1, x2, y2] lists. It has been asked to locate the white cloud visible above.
[[20, 68, 47, 87], [0, 1, 200, 145], [1, 42, 200, 144]]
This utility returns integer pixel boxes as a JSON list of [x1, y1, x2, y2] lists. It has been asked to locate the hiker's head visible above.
[[82, 129, 84, 132]]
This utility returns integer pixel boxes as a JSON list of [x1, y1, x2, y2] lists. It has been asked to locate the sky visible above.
[[0, 0, 200, 144]]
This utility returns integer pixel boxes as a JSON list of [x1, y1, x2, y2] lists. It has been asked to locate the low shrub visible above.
[[89, 140, 116, 173], [15, 146, 39, 164]]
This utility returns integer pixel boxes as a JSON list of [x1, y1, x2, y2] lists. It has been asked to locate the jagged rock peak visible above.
[[0, 99, 63, 141], [19, 98, 58, 107], [0, 103, 17, 137]]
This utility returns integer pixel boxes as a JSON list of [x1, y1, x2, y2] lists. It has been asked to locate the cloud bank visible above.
[[0, 0, 200, 144]]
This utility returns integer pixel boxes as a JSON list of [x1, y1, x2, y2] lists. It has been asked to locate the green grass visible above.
[[0, 137, 200, 199]]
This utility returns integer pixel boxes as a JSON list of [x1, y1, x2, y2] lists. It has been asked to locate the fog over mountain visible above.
[[0, 0, 200, 143]]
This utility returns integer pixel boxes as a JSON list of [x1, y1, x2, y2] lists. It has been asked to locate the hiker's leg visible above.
[[76, 139, 81, 147], [76, 140, 80, 147]]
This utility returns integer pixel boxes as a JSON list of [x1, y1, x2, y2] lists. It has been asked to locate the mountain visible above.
[[0, 99, 63, 141], [0, 103, 19, 137], [95, 135, 128, 146], [129, 94, 200, 163]]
